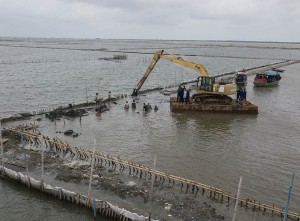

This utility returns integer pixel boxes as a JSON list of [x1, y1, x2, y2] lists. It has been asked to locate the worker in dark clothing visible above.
[[236, 88, 247, 101], [236, 88, 241, 102], [242, 89, 247, 101], [143, 103, 148, 111], [177, 86, 182, 102], [179, 87, 184, 102], [131, 100, 136, 109], [186, 89, 190, 103]]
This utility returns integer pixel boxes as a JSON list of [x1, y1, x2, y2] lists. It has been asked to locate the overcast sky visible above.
[[0, 0, 299, 42]]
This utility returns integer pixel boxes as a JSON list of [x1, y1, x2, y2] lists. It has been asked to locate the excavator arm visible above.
[[132, 50, 209, 96]]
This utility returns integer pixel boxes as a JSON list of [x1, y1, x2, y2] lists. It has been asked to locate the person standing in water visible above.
[[131, 100, 136, 109], [124, 101, 129, 109], [94, 93, 100, 107]]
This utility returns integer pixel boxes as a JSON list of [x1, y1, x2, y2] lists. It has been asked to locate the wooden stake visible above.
[[0, 120, 4, 172], [232, 177, 242, 221], [148, 156, 156, 221], [88, 139, 96, 202]]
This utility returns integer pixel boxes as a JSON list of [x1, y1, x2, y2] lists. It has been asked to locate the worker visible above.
[[131, 100, 136, 109], [108, 91, 111, 100], [236, 88, 241, 102], [124, 101, 129, 109], [242, 89, 247, 101], [179, 86, 185, 102], [180, 86, 186, 102], [95, 107, 101, 116], [147, 103, 152, 109], [154, 105, 158, 111], [94, 93, 100, 107], [177, 86, 182, 102], [186, 89, 190, 103], [143, 103, 148, 111]]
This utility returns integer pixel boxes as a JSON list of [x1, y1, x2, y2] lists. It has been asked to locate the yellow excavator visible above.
[[132, 50, 237, 104]]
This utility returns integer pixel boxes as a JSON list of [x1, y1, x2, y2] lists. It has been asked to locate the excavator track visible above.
[[193, 94, 232, 104]]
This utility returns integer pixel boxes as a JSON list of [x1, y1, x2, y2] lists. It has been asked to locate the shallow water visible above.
[[1, 38, 300, 220], [0, 178, 109, 221]]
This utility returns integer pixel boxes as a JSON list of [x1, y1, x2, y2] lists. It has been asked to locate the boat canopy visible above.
[[264, 71, 280, 76]]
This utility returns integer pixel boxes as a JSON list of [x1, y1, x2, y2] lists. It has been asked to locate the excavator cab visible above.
[[197, 76, 216, 92]]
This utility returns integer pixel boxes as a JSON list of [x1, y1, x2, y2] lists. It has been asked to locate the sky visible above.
[[0, 0, 299, 42]]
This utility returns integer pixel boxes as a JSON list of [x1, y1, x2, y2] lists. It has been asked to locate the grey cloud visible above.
[[0, 0, 299, 41]]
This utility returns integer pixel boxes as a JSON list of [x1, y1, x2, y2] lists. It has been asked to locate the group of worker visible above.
[[95, 92, 159, 113], [124, 100, 158, 112], [177, 86, 191, 103], [94, 92, 112, 105], [143, 103, 158, 112]]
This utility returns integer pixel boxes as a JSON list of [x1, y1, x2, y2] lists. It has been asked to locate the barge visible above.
[[170, 97, 258, 114]]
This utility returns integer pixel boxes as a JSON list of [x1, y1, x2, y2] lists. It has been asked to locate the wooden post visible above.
[[41, 138, 44, 187], [21, 134, 30, 187], [93, 198, 97, 218], [232, 177, 242, 221], [148, 156, 156, 221], [88, 139, 96, 205], [0, 120, 4, 174]]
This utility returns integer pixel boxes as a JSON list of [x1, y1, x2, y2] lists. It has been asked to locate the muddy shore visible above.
[[2, 126, 225, 221]]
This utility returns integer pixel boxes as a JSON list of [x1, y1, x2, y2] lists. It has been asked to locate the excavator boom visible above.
[[132, 50, 208, 96], [132, 50, 164, 96], [159, 53, 208, 77]]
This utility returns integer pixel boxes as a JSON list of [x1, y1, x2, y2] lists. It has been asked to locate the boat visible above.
[[253, 70, 282, 87]]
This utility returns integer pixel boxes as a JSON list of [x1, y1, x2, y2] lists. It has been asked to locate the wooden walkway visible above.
[[3, 126, 300, 220]]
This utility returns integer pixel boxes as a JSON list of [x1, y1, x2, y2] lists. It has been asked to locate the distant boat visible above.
[[253, 70, 282, 87]]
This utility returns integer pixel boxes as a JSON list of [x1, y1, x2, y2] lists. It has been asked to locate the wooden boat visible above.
[[253, 71, 282, 87]]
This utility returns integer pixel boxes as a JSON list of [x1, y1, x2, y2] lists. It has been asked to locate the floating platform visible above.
[[170, 98, 258, 114]]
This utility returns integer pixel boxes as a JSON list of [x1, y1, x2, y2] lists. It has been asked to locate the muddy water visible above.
[[1, 38, 300, 220], [0, 178, 110, 221]]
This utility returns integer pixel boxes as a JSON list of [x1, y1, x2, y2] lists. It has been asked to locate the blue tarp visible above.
[[264, 71, 280, 76]]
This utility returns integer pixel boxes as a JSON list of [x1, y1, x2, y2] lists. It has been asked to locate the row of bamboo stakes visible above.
[[1, 166, 143, 221], [4, 125, 300, 220]]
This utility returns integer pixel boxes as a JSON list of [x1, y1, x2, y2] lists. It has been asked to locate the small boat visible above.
[[253, 70, 282, 87]]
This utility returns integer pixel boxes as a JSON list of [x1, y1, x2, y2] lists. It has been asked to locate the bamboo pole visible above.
[[0, 120, 4, 171], [88, 139, 96, 204], [41, 136, 44, 188], [148, 156, 156, 221], [283, 173, 295, 221], [232, 177, 242, 221]]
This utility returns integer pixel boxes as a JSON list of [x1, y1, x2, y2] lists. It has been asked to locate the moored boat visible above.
[[253, 70, 282, 87]]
